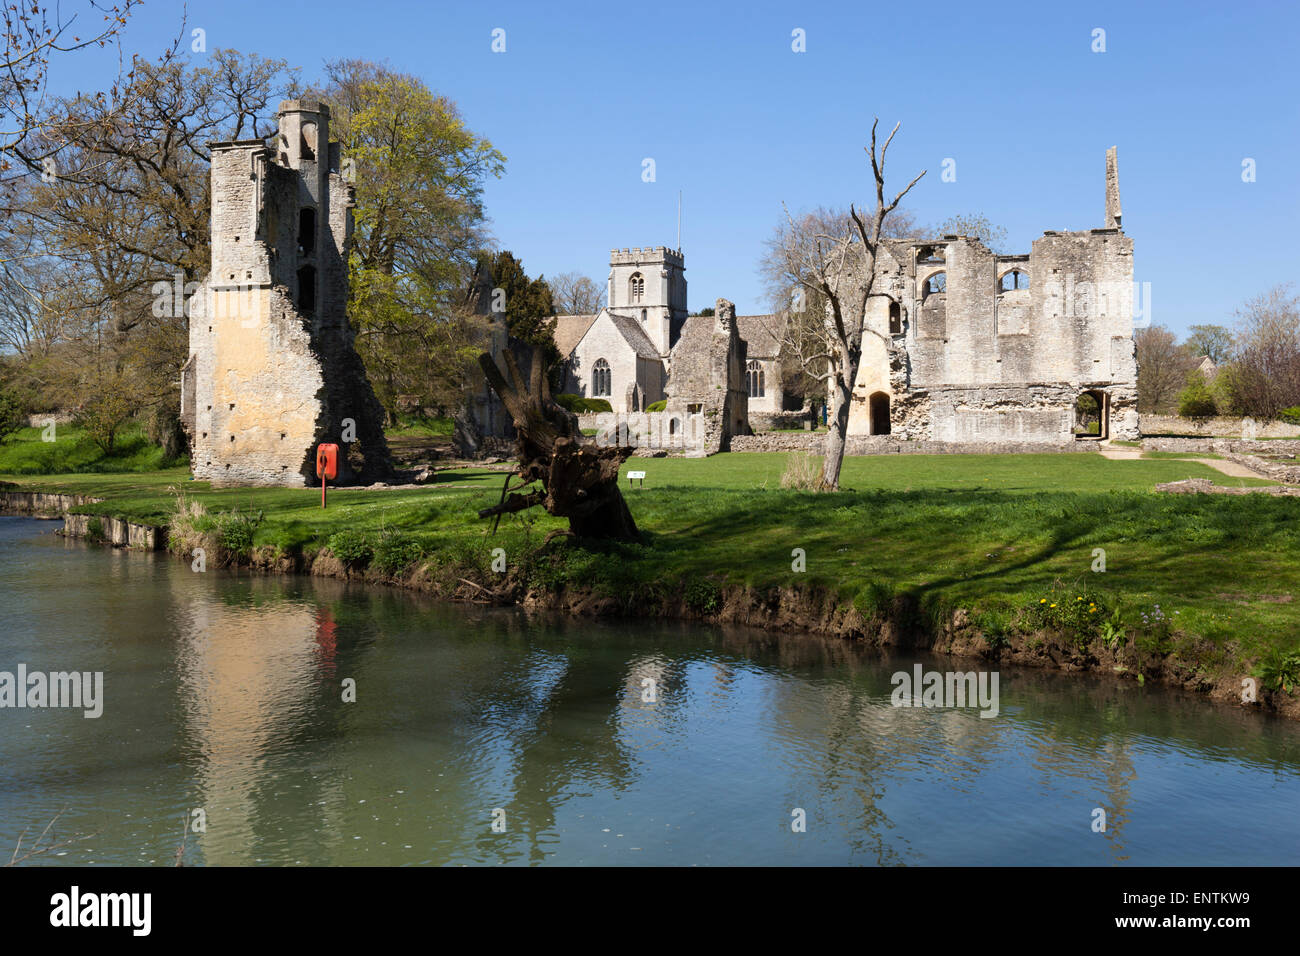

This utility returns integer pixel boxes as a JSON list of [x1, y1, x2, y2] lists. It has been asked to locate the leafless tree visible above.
[[1, 1, 138, 182], [1223, 284, 1300, 419], [766, 120, 924, 490], [548, 271, 605, 315], [1134, 325, 1197, 414]]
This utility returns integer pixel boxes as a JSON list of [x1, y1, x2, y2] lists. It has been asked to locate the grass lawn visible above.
[[3, 445, 1298, 685], [0, 424, 185, 474]]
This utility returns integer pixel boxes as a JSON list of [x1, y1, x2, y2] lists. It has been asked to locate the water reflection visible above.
[[2, 516, 1299, 866]]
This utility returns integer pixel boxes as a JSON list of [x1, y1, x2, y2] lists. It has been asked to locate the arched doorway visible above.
[[1074, 389, 1108, 439], [869, 392, 891, 436]]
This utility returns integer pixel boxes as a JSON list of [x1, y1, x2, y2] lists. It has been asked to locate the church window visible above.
[[922, 272, 946, 300], [630, 272, 645, 303], [999, 268, 1029, 292], [747, 359, 765, 398], [888, 301, 902, 335], [592, 358, 611, 397]]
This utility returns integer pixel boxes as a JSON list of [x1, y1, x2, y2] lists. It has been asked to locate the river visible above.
[[2, 516, 1298, 866]]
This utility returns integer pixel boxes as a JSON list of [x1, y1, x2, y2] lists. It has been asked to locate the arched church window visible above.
[[630, 272, 644, 303], [922, 272, 947, 300], [999, 269, 1029, 292], [592, 358, 611, 397], [746, 359, 764, 398]]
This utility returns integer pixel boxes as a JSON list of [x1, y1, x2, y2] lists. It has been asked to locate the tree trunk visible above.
[[476, 347, 639, 539], [819, 372, 853, 490]]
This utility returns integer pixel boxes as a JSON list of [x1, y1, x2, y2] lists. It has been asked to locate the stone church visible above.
[[552, 246, 786, 423]]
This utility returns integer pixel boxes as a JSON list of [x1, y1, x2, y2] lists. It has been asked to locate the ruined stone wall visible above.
[[665, 299, 748, 454], [728, 433, 1096, 455], [184, 100, 391, 488]]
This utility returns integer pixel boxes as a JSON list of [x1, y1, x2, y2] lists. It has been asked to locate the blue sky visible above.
[[51, 0, 1299, 332]]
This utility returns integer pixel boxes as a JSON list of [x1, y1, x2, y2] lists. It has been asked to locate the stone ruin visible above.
[[180, 99, 392, 487]]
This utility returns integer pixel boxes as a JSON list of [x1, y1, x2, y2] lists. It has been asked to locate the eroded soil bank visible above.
[[11, 495, 1293, 722]]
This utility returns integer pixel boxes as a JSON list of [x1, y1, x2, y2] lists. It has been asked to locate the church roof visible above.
[[554, 314, 598, 357], [735, 314, 785, 359], [605, 310, 663, 359]]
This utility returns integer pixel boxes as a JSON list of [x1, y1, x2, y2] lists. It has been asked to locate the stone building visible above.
[[181, 99, 391, 486], [843, 147, 1139, 442], [553, 246, 784, 420]]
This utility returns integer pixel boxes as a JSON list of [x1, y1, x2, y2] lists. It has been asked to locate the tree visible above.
[[766, 120, 925, 490], [932, 212, 1008, 254], [478, 250, 558, 359], [476, 347, 638, 540], [1222, 284, 1300, 420], [0, 380, 23, 441], [317, 60, 505, 417], [1178, 371, 1218, 419], [4, 48, 298, 438], [1184, 324, 1236, 365], [1, 0, 137, 173], [549, 271, 605, 315], [1134, 325, 1197, 414]]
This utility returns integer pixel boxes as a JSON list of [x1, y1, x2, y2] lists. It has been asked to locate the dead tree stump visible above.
[[476, 348, 639, 539]]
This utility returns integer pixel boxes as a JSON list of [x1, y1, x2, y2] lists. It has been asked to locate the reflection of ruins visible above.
[[171, 576, 343, 865]]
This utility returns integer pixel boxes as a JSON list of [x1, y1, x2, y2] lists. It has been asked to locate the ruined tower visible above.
[[181, 99, 392, 487]]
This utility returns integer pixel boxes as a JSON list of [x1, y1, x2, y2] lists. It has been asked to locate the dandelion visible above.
[[1050, 603, 1057, 608], [1040, 599, 1047, 604]]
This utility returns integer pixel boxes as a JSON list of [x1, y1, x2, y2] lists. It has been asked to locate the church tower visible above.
[[607, 246, 686, 355]]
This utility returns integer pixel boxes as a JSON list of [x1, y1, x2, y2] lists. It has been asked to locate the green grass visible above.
[[385, 416, 453, 439], [4, 449, 1296, 687], [612, 451, 1273, 492], [0, 425, 186, 474], [1142, 450, 1225, 460]]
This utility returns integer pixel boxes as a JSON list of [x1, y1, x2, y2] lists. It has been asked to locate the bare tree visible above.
[[1224, 284, 1300, 419], [1, 0, 138, 174], [549, 271, 605, 315], [768, 120, 924, 490], [1134, 325, 1197, 414]]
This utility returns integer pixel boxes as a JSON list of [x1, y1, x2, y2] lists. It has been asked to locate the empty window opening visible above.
[[869, 392, 891, 436], [888, 301, 902, 335], [999, 269, 1029, 292], [917, 245, 945, 264], [298, 207, 316, 257], [592, 357, 611, 397], [297, 265, 317, 315], [300, 121, 317, 162], [746, 359, 765, 398], [922, 272, 946, 300]]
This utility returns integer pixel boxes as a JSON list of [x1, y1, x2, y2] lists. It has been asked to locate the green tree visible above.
[[0, 381, 24, 441], [480, 250, 558, 359], [317, 61, 505, 417], [1178, 371, 1218, 419], [1184, 324, 1235, 364]]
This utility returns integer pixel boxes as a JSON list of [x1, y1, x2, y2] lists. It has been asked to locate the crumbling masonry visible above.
[[181, 100, 391, 486], [845, 147, 1139, 442]]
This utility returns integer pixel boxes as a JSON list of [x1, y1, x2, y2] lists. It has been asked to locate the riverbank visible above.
[[3, 450, 1298, 719]]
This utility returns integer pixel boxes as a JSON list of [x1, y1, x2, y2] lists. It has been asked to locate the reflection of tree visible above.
[[466, 647, 639, 864]]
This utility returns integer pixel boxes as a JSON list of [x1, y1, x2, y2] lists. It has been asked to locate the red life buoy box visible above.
[[316, 443, 339, 481]]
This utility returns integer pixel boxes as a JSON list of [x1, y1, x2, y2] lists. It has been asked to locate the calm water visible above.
[[2, 515, 1298, 866]]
